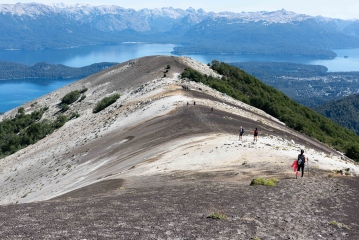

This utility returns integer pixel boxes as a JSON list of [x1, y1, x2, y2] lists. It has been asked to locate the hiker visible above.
[[239, 126, 244, 141], [211, 107, 213, 113], [296, 149, 308, 178], [253, 128, 258, 142], [187, 101, 189, 106], [194, 101, 196, 105], [291, 159, 298, 176]]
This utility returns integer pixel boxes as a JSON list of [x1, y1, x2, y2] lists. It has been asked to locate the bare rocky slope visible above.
[[0, 55, 358, 239]]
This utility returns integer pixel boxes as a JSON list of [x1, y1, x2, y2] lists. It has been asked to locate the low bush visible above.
[[329, 221, 350, 230], [69, 112, 80, 119], [80, 95, 86, 102], [79, 88, 88, 93], [207, 211, 228, 220], [93, 94, 120, 113], [60, 103, 69, 112], [61, 90, 80, 105], [250, 177, 278, 186]]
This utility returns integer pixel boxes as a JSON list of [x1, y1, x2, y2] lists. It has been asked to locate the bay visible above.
[[1, 43, 359, 113], [0, 78, 80, 113]]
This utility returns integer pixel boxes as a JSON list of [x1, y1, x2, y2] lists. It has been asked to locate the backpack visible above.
[[298, 154, 305, 165], [241, 127, 245, 133]]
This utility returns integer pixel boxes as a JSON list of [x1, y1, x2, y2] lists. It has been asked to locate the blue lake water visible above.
[[0, 78, 80, 112], [1, 43, 359, 113]]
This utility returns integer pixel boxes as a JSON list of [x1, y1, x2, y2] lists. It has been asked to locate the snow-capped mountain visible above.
[[0, 3, 359, 57], [0, 3, 314, 23]]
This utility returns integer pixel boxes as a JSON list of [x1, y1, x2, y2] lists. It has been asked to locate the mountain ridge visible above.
[[0, 56, 358, 239], [1, 3, 359, 58], [0, 56, 358, 197]]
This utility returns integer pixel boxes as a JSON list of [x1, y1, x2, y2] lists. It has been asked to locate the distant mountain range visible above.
[[1, 3, 359, 58]]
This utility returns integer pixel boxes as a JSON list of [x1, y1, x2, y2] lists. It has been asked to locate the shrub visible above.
[[53, 115, 68, 128], [61, 90, 80, 105], [79, 88, 88, 93], [207, 211, 227, 220], [166, 64, 171, 69], [250, 177, 278, 186], [60, 103, 69, 112], [69, 112, 80, 119], [329, 221, 350, 230], [93, 94, 120, 113], [80, 95, 86, 102]]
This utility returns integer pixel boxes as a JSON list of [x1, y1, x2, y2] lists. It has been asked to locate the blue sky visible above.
[[3, 0, 359, 20]]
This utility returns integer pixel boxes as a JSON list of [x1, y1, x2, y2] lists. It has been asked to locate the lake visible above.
[[0, 77, 80, 113], [1, 43, 359, 113]]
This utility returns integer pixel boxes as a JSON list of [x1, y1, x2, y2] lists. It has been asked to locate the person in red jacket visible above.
[[253, 128, 258, 142]]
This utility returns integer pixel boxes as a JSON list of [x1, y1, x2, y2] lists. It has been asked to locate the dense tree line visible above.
[[231, 62, 359, 108], [0, 107, 68, 158], [0, 61, 118, 80], [181, 61, 359, 161], [231, 62, 328, 79], [315, 93, 359, 135]]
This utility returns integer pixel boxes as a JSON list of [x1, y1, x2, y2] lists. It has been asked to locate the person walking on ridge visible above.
[[239, 126, 244, 141], [253, 128, 258, 142], [296, 149, 308, 179]]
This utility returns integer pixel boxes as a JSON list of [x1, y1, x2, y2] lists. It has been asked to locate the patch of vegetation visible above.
[[207, 211, 228, 220], [61, 90, 80, 105], [250, 177, 278, 186], [328, 174, 334, 178], [0, 61, 118, 80], [60, 103, 69, 112], [80, 95, 86, 102], [181, 62, 359, 161], [329, 221, 350, 230], [69, 112, 80, 119], [79, 88, 88, 93], [21, 191, 31, 198], [0, 107, 70, 158], [93, 94, 120, 113]]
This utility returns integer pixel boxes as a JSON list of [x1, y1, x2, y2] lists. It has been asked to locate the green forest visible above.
[[315, 93, 359, 135], [0, 107, 68, 158], [181, 61, 359, 161], [0, 61, 118, 80]]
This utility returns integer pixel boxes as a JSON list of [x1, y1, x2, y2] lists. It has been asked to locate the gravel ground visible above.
[[0, 171, 357, 239]]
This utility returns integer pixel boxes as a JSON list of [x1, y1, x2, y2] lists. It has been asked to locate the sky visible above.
[[2, 0, 359, 20]]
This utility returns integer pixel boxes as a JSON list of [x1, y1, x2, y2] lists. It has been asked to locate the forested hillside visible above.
[[0, 61, 117, 80], [315, 93, 359, 135], [232, 62, 359, 108], [182, 61, 359, 161]]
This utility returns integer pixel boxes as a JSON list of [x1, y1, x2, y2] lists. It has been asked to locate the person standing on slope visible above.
[[296, 149, 308, 179], [239, 126, 244, 141], [253, 128, 258, 142]]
